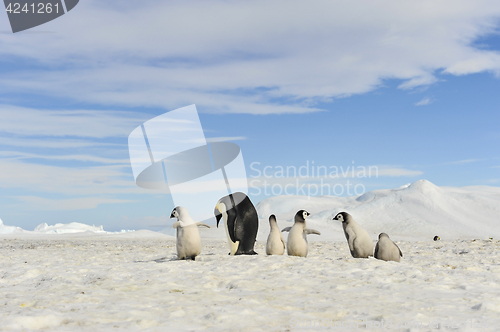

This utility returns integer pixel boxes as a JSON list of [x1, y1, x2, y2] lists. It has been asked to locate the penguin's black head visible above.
[[295, 210, 310, 222], [379, 232, 389, 239], [333, 212, 349, 223], [170, 207, 179, 219], [433, 235, 440, 241]]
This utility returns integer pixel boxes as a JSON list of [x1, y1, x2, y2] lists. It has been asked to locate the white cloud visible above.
[[0, 136, 122, 149], [0, 151, 129, 165], [1, 1, 500, 113], [0, 105, 147, 137], [447, 159, 483, 164], [206, 136, 247, 143], [414, 97, 434, 106], [376, 168, 424, 177], [14, 196, 134, 211], [248, 166, 423, 184], [0, 159, 144, 195]]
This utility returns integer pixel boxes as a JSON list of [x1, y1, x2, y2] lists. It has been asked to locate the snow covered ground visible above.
[[1, 180, 500, 331], [1, 235, 500, 331]]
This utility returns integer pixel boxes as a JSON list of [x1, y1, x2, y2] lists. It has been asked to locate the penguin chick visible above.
[[170, 206, 210, 260], [333, 212, 373, 258], [374, 233, 403, 262], [266, 215, 285, 255], [281, 210, 320, 257]]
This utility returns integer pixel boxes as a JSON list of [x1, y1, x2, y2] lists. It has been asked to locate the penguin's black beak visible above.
[[214, 207, 222, 228], [307, 212, 310, 216], [170, 212, 175, 218]]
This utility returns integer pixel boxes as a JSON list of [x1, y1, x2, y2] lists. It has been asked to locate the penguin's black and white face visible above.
[[295, 210, 310, 222], [170, 208, 179, 219], [214, 201, 226, 228], [333, 212, 347, 223]]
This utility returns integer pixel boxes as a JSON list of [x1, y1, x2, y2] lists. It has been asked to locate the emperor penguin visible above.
[[214, 192, 258, 255], [374, 233, 402, 262], [170, 206, 210, 260], [333, 212, 373, 258], [281, 210, 320, 257], [266, 215, 285, 255]]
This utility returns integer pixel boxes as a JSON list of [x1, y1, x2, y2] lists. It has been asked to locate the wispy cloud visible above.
[[0, 151, 129, 165], [0, 136, 123, 149], [0, 159, 142, 196], [447, 158, 483, 164], [376, 168, 424, 177], [0, 105, 147, 138], [1, 1, 500, 113], [414, 97, 434, 106], [248, 166, 423, 184], [14, 196, 135, 211], [206, 136, 247, 143]]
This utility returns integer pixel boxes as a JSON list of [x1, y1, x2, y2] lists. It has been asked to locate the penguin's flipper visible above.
[[374, 242, 379, 258], [173, 222, 181, 229], [226, 207, 238, 243], [281, 227, 292, 232], [196, 222, 210, 228], [395, 243, 403, 257], [305, 228, 321, 235], [346, 229, 356, 253]]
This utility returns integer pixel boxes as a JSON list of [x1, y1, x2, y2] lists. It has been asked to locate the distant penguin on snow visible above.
[[333, 212, 373, 258], [266, 215, 285, 255], [281, 210, 320, 257], [214, 192, 258, 255], [374, 233, 403, 262], [170, 206, 210, 260]]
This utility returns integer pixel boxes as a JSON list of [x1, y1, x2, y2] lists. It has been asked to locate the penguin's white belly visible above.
[[223, 212, 239, 255], [176, 225, 201, 259], [266, 229, 284, 255], [287, 227, 308, 257]]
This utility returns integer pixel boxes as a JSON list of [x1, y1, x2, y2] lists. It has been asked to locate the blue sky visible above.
[[0, 0, 499, 231]]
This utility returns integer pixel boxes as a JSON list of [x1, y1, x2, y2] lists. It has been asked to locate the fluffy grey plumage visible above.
[[374, 233, 403, 262], [333, 212, 373, 258]]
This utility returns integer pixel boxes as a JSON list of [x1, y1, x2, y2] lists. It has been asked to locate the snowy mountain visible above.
[[0, 217, 25, 234], [2, 180, 499, 240], [33, 222, 108, 234], [0, 219, 134, 235], [256, 179, 500, 241]]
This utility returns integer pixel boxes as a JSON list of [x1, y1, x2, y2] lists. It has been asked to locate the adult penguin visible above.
[[214, 192, 258, 255]]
